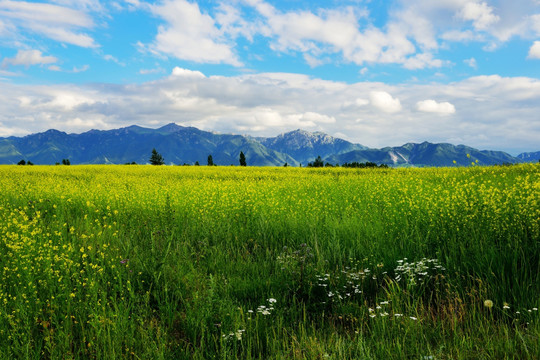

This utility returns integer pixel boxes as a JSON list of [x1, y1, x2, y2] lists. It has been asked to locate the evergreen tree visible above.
[[62, 159, 71, 165], [207, 155, 214, 166], [239, 151, 247, 166], [149, 149, 165, 165], [307, 156, 324, 167], [17, 159, 26, 165]]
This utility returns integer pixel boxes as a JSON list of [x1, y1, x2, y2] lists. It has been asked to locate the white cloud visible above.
[[403, 53, 444, 70], [369, 91, 402, 113], [49, 0, 105, 13], [0, 0, 98, 47], [147, 0, 241, 66], [171, 67, 206, 78], [527, 41, 540, 59], [299, 112, 336, 124], [464, 57, 477, 68], [2, 49, 57, 68], [441, 30, 484, 42], [531, 14, 540, 35], [140, 67, 165, 75], [0, 70, 539, 154], [103, 55, 125, 66], [45, 64, 90, 73], [244, 1, 446, 69], [416, 99, 456, 114], [73, 65, 90, 73], [458, 2, 500, 31]]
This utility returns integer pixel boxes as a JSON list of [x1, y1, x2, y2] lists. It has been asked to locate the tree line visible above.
[[149, 149, 247, 167], [306, 155, 388, 168]]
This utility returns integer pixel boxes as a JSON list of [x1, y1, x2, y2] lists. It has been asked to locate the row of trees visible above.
[[151, 149, 388, 168], [306, 156, 388, 168], [17, 159, 71, 165], [149, 149, 248, 166]]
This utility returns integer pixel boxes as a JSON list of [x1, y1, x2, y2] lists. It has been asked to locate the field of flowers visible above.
[[0, 164, 538, 359]]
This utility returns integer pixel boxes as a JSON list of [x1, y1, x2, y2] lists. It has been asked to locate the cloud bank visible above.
[[0, 69, 538, 154]]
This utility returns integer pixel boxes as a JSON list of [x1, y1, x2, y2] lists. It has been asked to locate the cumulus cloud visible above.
[[458, 2, 500, 31], [528, 41, 540, 59], [147, 0, 241, 66], [171, 67, 206, 78], [416, 100, 456, 114], [369, 91, 402, 113], [403, 53, 444, 70], [0, 71, 539, 154], [2, 49, 57, 68]]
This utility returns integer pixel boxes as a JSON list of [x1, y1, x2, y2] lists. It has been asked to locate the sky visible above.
[[0, 0, 540, 155]]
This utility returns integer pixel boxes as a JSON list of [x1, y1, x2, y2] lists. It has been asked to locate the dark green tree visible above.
[[207, 155, 214, 166], [62, 159, 71, 165], [17, 159, 26, 165], [149, 148, 165, 165], [307, 156, 324, 167], [239, 151, 247, 166]]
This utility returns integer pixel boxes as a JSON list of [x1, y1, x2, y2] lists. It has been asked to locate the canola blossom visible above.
[[0, 164, 538, 358]]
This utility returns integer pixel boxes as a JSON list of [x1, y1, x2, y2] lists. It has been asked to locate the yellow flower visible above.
[[484, 299, 493, 308]]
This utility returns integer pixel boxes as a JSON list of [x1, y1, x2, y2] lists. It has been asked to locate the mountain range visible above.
[[0, 123, 537, 167]]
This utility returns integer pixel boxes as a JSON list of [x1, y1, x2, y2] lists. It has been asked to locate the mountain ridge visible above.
[[0, 123, 535, 167]]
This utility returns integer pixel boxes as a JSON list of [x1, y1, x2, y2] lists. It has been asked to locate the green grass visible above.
[[0, 164, 538, 359]]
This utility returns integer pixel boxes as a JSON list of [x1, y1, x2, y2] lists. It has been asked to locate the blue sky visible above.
[[1, 0, 540, 154]]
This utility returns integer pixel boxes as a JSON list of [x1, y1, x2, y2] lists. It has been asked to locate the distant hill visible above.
[[0, 123, 533, 167], [0, 124, 297, 166], [517, 151, 540, 162], [325, 142, 520, 167], [258, 129, 368, 164]]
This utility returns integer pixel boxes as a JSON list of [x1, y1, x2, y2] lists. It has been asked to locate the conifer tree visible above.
[[239, 151, 247, 166], [149, 148, 165, 165]]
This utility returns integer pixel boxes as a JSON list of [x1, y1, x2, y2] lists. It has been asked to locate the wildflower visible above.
[[484, 300, 493, 308], [503, 303, 510, 310], [268, 298, 277, 304], [410, 316, 417, 321]]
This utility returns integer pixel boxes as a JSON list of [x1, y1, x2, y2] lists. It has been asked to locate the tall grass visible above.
[[0, 164, 538, 359]]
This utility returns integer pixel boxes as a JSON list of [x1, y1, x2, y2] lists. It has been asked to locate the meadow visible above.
[[0, 164, 538, 359]]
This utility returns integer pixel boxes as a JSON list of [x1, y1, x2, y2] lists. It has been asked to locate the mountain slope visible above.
[[517, 151, 540, 162], [259, 129, 368, 164], [0, 124, 532, 167], [326, 142, 520, 167], [0, 124, 298, 166]]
